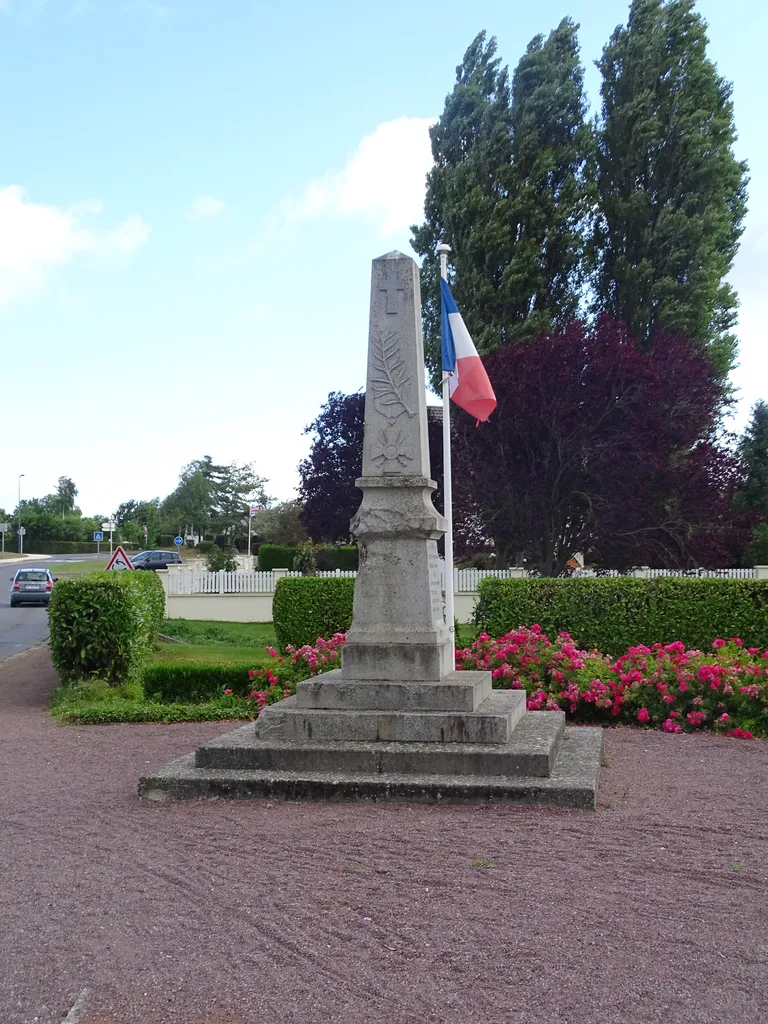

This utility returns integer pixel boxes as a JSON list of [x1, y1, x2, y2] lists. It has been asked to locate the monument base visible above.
[[139, 675, 603, 809]]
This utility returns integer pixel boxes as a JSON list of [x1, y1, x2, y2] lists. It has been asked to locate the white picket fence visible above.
[[166, 563, 757, 596]]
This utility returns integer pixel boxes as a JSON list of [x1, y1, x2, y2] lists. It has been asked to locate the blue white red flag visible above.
[[440, 278, 497, 422]]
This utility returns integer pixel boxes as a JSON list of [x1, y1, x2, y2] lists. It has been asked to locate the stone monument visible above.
[[140, 252, 603, 807]]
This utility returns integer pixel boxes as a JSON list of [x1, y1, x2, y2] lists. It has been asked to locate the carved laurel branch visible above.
[[371, 327, 415, 421]]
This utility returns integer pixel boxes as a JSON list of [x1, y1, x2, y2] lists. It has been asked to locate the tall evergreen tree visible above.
[[412, 22, 591, 387], [593, 0, 748, 378], [736, 400, 768, 513]]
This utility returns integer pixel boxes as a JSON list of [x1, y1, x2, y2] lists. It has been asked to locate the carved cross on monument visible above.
[[379, 262, 405, 314]]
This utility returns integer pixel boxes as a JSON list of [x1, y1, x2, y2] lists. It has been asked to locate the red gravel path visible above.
[[1, 647, 766, 1024]]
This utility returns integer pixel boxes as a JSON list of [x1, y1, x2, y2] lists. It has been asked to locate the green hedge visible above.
[[475, 577, 768, 654], [273, 577, 355, 650], [258, 544, 358, 571], [143, 663, 255, 703], [49, 571, 165, 684], [7, 540, 139, 555], [316, 546, 358, 571], [52, 699, 256, 725]]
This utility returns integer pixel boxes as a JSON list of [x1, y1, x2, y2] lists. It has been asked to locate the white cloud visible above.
[[0, 185, 150, 307], [188, 194, 225, 222], [278, 116, 435, 236]]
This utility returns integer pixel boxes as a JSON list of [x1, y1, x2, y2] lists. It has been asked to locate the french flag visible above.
[[440, 278, 497, 422]]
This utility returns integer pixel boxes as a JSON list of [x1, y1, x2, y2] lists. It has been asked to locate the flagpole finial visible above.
[[436, 242, 451, 282]]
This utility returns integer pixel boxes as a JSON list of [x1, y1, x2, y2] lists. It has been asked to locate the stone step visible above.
[[196, 711, 565, 778], [139, 726, 603, 810], [295, 669, 491, 712], [254, 689, 525, 745]]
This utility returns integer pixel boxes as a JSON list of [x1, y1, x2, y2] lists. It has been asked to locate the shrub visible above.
[[49, 570, 165, 685], [315, 546, 358, 571], [143, 663, 255, 703], [198, 540, 215, 555], [272, 577, 354, 650], [258, 544, 299, 570], [292, 540, 317, 576], [456, 627, 768, 737], [475, 577, 768, 654], [206, 547, 238, 572]]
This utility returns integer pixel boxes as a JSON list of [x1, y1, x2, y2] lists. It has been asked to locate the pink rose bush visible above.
[[455, 627, 767, 738], [225, 634, 346, 713]]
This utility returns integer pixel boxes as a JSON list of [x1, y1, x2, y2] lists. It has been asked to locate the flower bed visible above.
[[456, 626, 768, 738], [235, 628, 767, 738]]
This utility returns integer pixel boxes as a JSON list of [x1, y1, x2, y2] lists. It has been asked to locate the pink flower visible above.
[[637, 707, 650, 724], [687, 711, 705, 727], [712, 639, 726, 649], [248, 669, 254, 679], [729, 638, 743, 647], [224, 689, 232, 696], [718, 713, 730, 722], [662, 718, 682, 734]]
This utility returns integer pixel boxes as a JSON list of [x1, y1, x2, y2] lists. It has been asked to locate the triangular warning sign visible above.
[[105, 545, 134, 571]]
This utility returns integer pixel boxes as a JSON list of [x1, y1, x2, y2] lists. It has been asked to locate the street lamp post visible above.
[[18, 473, 25, 556]]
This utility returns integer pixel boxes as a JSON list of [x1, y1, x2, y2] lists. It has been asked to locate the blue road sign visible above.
[[174, 536, 183, 546], [93, 531, 104, 542]]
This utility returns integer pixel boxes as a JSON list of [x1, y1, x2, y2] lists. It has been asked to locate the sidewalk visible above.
[[0, 553, 52, 566]]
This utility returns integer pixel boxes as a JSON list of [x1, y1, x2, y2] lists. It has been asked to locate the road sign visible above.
[[142, 524, 148, 537], [174, 536, 183, 546], [105, 545, 134, 571], [0, 523, 8, 533], [93, 531, 104, 542], [17, 527, 25, 536], [102, 521, 116, 532]]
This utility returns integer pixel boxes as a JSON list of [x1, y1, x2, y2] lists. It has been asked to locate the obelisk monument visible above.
[[341, 251, 453, 683]]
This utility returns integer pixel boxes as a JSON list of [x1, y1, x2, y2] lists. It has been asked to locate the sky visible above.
[[0, 0, 766, 518]]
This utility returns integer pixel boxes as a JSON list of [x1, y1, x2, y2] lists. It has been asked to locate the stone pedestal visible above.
[[139, 252, 603, 808]]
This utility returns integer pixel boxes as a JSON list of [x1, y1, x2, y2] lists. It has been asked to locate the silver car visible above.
[[9, 567, 57, 607]]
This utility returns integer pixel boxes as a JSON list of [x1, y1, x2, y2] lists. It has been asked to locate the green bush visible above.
[[475, 577, 768, 654], [315, 546, 358, 571], [49, 570, 165, 685], [52, 698, 255, 725], [258, 543, 358, 571], [258, 544, 299, 570], [143, 663, 255, 703], [198, 540, 215, 555], [272, 577, 355, 650]]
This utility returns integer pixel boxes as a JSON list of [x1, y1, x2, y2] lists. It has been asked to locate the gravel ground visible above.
[[1, 648, 766, 1024]]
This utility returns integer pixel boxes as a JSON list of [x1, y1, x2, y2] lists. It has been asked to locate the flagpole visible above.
[[436, 242, 454, 661]]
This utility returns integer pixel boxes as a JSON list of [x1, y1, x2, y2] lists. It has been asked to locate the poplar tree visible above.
[[592, 0, 748, 378], [412, 22, 591, 387], [736, 401, 768, 514]]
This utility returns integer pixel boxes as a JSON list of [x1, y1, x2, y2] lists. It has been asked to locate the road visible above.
[[0, 553, 105, 661]]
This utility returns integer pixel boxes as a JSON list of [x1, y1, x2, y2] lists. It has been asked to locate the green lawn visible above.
[[0, 551, 22, 559], [150, 620, 277, 668], [151, 643, 266, 666], [159, 619, 276, 648], [48, 560, 109, 575]]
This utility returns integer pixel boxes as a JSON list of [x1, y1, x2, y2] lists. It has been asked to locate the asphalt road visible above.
[[0, 602, 49, 661], [0, 553, 105, 662]]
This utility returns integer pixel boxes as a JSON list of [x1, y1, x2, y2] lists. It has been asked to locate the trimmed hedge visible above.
[[273, 577, 355, 651], [258, 544, 358, 571], [316, 546, 358, 571], [143, 663, 255, 703], [49, 570, 165, 684], [52, 699, 255, 725], [5, 540, 139, 555], [475, 577, 768, 654]]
